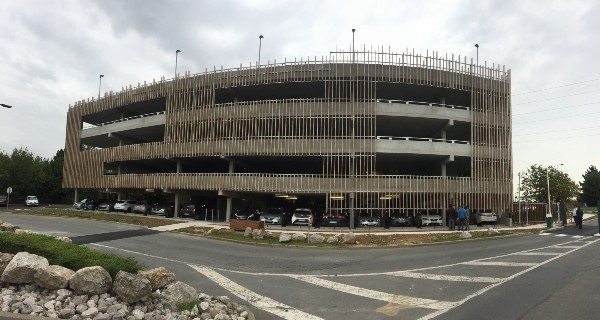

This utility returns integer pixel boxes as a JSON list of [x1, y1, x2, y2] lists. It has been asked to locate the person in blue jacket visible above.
[[457, 205, 469, 231]]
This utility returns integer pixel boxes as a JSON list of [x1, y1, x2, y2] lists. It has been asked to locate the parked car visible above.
[[359, 212, 381, 227], [418, 210, 444, 227], [233, 208, 254, 220], [472, 209, 497, 226], [113, 200, 137, 213], [179, 203, 206, 219], [0, 195, 7, 207], [151, 202, 175, 217], [322, 210, 348, 227], [260, 208, 284, 224], [389, 212, 413, 227], [25, 196, 39, 207], [132, 200, 152, 215], [291, 208, 313, 226], [97, 200, 117, 212], [82, 199, 103, 210], [73, 199, 88, 209]]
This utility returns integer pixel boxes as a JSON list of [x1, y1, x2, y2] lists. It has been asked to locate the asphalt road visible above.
[[1, 210, 599, 320]]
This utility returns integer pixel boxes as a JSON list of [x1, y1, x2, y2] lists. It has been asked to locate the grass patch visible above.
[[176, 299, 199, 312], [0, 232, 143, 278], [11, 208, 180, 228]]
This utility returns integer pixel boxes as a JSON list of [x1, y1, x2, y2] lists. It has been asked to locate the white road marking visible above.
[[388, 271, 502, 283], [539, 233, 552, 236], [514, 252, 561, 256], [462, 261, 538, 267], [418, 237, 600, 320], [290, 275, 454, 310], [572, 235, 584, 238], [189, 264, 324, 320], [551, 245, 580, 249], [556, 234, 567, 237]]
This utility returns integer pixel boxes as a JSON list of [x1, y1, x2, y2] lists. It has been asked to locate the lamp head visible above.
[[475, 44, 479, 48], [176, 49, 181, 53], [100, 74, 104, 78], [352, 28, 356, 33], [259, 35, 263, 39]]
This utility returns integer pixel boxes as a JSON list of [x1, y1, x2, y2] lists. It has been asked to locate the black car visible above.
[[322, 210, 349, 227], [234, 208, 259, 220], [390, 212, 413, 227], [0, 195, 7, 207], [82, 199, 103, 210], [180, 203, 209, 219]]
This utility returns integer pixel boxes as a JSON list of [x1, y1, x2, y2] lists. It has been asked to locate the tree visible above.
[[520, 164, 579, 203], [580, 165, 600, 207]]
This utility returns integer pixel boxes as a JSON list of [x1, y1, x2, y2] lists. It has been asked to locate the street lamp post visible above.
[[175, 49, 181, 77], [546, 164, 564, 225], [98, 75, 104, 99], [474, 44, 479, 65], [518, 171, 524, 225], [258, 35, 264, 67]]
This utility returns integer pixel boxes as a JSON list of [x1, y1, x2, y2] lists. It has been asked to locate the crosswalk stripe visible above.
[[189, 265, 324, 320], [462, 261, 537, 267], [572, 235, 584, 238], [291, 275, 453, 310], [551, 245, 579, 249], [539, 233, 552, 236], [514, 252, 561, 256], [556, 234, 567, 237], [389, 271, 502, 283]]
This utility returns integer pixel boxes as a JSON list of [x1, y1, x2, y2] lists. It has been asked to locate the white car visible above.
[[419, 213, 444, 226], [113, 200, 137, 213], [291, 208, 313, 225], [25, 196, 39, 206], [474, 209, 497, 226]]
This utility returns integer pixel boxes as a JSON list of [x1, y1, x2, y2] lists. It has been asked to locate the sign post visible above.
[[595, 200, 600, 237], [6, 187, 12, 210]]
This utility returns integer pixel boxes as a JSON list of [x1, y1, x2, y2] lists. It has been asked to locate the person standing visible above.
[[457, 205, 467, 231], [446, 204, 457, 230], [575, 204, 584, 229]]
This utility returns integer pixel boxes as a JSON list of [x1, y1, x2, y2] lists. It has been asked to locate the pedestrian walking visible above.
[[457, 205, 468, 231], [446, 204, 456, 230]]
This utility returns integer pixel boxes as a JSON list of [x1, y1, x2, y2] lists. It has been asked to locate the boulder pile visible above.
[[0, 220, 253, 319]]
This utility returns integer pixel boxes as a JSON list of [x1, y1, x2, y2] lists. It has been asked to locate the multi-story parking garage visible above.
[[63, 49, 512, 225]]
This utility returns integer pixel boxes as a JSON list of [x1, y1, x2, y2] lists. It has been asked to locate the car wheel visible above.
[[126, 208, 131, 214]]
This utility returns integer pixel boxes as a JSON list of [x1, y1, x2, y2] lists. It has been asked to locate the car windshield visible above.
[[265, 208, 282, 215], [27, 196, 37, 200], [294, 209, 311, 217]]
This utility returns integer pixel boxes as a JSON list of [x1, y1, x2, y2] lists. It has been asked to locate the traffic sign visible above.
[[6, 187, 12, 194]]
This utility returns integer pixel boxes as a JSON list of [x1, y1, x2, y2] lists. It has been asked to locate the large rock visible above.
[[69, 266, 112, 295], [14, 229, 33, 234], [252, 229, 266, 240], [138, 267, 176, 290], [0, 253, 15, 275], [0, 221, 18, 232], [112, 271, 152, 303], [278, 233, 292, 243], [1, 252, 49, 283], [162, 281, 198, 310], [326, 236, 339, 243], [291, 233, 307, 241], [342, 232, 357, 244], [309, 234, 325, 243], [459, 231, 472, 238], [34, 265, 75, 289], [244, 227, 252, 237], [487, 228, 500, 235]]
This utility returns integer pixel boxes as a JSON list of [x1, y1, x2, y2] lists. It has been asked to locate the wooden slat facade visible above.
[[63, 48, 512, 215]]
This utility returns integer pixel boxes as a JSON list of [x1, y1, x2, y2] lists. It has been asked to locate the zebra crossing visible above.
[[187, 236, 599, 320]]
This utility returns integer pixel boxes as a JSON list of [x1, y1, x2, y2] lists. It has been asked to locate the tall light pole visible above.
[[175, 49, 181, 77], [518, 171, 523, 225], [98, 74, 104, 99], [352, 28, 356, 63], [258, 35, 264, 67], [474, 44, 479, 65], [546, 163, 564, 223]]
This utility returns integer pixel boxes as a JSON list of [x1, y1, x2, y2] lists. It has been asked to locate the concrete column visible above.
[[349, 192, 356, 229], [226, 160, 235, 222], [74, 189, 79, 203], [174, 161, 183, 217], [226, 197, 232, 222], [117, 192, 122, 201], [441, 162, 447, 177]]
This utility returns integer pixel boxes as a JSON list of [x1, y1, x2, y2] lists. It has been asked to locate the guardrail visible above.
[[376, 99, 470, 111], [83, 111, 166, 128]]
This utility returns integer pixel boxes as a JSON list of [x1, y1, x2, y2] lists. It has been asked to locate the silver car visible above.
[[113, 200, 137, 213]]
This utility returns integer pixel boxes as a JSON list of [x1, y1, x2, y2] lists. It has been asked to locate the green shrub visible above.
[[0, 232, 143, 278]]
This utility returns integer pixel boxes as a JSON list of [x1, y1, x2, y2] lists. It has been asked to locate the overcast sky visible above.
[[1, 0, 599, 190]]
